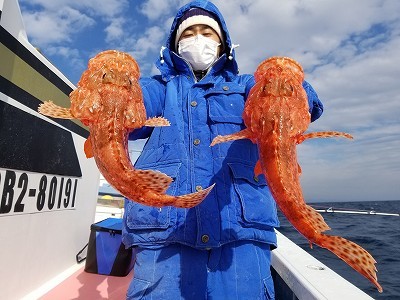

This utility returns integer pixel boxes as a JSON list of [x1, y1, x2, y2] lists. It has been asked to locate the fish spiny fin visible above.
[[144, 117, 170, 127], [298, 131, 353, 144], [84, 138, 94, 158], [134, 169, 173, 194], [38, 101, 74, 119], [318, 235, 382, 293], [173, 184, 215, 208], [254, 160, 263, 176], [210, 129, 252, 146]]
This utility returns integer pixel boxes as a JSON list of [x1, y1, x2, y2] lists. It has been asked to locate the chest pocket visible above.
[[205, 83, 246, 124], [125, 162, 181, 229]]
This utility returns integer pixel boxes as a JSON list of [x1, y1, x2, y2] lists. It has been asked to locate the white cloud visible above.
[[20, 0, 129, 47], [222, 0, 399, 72], [21, 7, 95, 46], [80, 0, 128, 18], [45, 46, 86, 73], [131, 26, 165, 58], [104, 17, 126, 43], [21, 0, 128, 17], [139, 0, 187, 21]]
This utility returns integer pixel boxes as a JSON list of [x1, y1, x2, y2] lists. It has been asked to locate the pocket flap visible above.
[[137, 162, 182, 180], [205, 83, 246, 95], [206, 83, 245, 124]]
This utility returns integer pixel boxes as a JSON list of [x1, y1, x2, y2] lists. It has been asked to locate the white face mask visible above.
[[178, 34, 221, 71]]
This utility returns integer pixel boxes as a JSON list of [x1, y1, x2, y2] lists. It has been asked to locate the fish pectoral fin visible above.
[[299, 131, 354, 143], [84, 138, 94, 158], [135, 169, 173, 194], [144, 117, 170, 127], [254, 160, 263, 176], [38, 101, 74, 119], [210, 129, 252, 146]]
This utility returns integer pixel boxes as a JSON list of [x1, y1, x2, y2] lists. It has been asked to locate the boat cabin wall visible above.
[[0, 1, 100, 299]]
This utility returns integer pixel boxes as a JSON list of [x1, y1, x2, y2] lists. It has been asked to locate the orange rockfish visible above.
[[39, 50, 213, 208], [211, 56, 382, 292]]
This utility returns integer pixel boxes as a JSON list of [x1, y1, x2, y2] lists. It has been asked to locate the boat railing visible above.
[[312, 205, 399, 217], [272, 230, 374, 300]]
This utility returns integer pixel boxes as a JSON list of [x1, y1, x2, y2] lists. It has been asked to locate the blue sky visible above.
[[19, 0, 400, 203]]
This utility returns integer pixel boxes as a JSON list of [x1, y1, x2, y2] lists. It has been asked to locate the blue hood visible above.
[[156, 0, 239, 80]]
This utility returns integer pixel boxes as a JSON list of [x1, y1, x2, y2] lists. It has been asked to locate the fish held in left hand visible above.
[[39, 50, 213, 208], [211, 56, 382, 293]]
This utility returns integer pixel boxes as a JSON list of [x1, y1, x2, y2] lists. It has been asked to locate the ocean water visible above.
[[276, 200, 400, 300]]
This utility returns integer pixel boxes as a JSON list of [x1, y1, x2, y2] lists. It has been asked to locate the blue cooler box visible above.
[[84, 217, 134, 276]]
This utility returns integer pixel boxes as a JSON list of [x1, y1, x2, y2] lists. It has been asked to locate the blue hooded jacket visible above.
[[122, 0, 323, 249]]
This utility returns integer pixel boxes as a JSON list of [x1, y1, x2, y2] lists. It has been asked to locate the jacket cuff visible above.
[[302, 81, 324, 122]]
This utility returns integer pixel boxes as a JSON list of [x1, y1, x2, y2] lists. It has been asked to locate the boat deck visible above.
[[38, 266, 133, 300], [29, 229, 373, 300]]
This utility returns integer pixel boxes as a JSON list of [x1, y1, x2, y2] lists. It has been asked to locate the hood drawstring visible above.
[[228, 43, 240, 60], [160, 46, 167, 64]]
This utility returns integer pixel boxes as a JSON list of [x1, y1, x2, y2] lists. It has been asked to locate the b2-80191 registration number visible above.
[[0, 169, 79, 216]]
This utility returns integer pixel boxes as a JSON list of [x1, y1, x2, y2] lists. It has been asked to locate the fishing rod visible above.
[[312, 206, 400, 217]]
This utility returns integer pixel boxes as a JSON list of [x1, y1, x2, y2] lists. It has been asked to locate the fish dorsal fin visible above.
[[134, 169, 173, 194]]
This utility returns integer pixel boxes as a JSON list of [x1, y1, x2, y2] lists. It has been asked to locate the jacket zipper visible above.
[[180, 55, 224, 83]]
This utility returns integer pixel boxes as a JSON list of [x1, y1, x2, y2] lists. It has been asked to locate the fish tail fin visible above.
[[318, 235, 382, 293], [211, 129, 252, 146], [144, 117, 170, 127], [298, 131, 353, 144], [38, 101, 74, 119], [173, 183, 215, 208], [135, 169, 173, 194]]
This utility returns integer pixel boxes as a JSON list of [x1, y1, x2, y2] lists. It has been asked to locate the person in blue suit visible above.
[[123, 1, 323, 299]]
